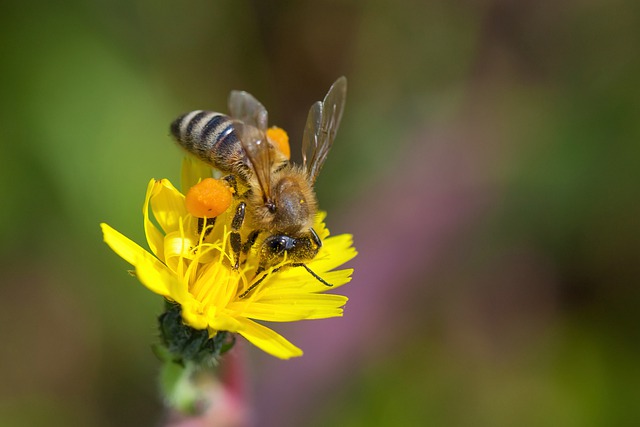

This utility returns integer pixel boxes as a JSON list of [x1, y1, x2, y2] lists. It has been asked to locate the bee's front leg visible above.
[[230, 202, 246, 269], [242, 230, 261, 254]]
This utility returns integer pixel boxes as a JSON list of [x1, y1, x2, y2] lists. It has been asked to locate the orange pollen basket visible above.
[[267, 126, 290, 159], [185, 178, 233, 218]]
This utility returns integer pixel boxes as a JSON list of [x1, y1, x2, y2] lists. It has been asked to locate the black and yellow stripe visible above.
[[170, 110, 244, 175]]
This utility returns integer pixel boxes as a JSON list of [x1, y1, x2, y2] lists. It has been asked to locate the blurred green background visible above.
[[2, 0, 640, 426]]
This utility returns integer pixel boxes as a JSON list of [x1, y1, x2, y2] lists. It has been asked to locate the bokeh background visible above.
[[2, 0, 640, 426]]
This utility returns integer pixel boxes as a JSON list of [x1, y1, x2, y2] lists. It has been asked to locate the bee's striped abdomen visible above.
[[170, 110, 244, 175]]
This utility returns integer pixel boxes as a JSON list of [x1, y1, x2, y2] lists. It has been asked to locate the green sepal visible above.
[[158, 300, 236, 367]]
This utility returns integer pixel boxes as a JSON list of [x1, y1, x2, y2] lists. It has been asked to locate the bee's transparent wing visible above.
[[236, 122, 273, 200], [302, 76, 347, 183], [228, 90, 268, 131]]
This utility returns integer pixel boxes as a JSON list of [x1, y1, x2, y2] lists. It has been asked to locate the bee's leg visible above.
[[222, 174, 238, 194], [239, 262, 332, 299], [239, 275, 265, 298], [291, 263, 333, 287], [236, 230, 261, 267], [240, 265, 279, 299], [197, 217, 217, 238], [242, 230, 261, 254], [230, 202, 246, 269]]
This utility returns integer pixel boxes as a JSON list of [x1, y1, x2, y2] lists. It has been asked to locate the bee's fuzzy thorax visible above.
[[247, 164, 317, 235]]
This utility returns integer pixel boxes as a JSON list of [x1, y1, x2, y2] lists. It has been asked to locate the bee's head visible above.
[[259, 233, 320, 269]]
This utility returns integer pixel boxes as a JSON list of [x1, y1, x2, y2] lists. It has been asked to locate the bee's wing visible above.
[[236, 123, 274, 200], [302, 76, 347, 183], [228, 90, 268, 131]]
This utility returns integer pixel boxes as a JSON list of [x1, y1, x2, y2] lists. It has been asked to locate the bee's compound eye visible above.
[[265, 235, 290, 253], [267, 126, 290, 159], [272, 236, 287, 251], [185, 178, 233, 218]]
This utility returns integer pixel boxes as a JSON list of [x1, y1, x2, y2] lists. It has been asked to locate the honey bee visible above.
[[171, 77, 347, 295]]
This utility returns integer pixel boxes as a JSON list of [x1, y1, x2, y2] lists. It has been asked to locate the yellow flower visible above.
[[101, 157, 356, 359]]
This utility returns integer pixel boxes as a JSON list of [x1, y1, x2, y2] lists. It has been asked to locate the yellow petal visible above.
[[181, 156, 213, 194], [208, 312, 242, 332], [143, 179, 164, 260], [150, 179, 189, 234], [192, 259, 239, 307], [260, 266, 354, 295], [163, 231, 195, 273], [234, 318, 303, 359], [310, 234, 357, 272], [180, 300, 210, 330], [101, 223, 174, 297], [313, 213, 329, 239], [230, 294, 347, 322]]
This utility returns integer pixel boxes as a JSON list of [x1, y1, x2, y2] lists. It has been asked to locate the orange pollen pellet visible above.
[[267, 126, 290, 160], [185, 178, 233, 218]]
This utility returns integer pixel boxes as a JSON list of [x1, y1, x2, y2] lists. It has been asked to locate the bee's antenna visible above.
[[291, 263, 333, 287]]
